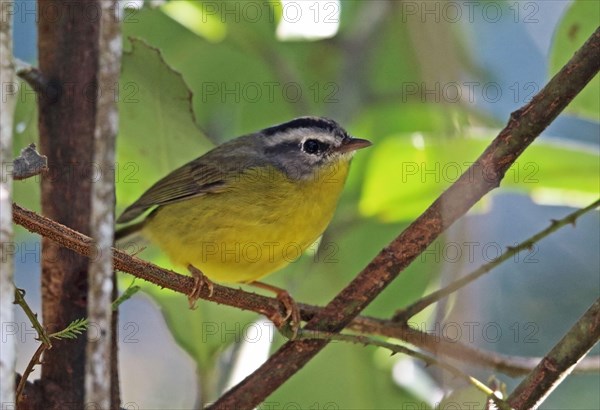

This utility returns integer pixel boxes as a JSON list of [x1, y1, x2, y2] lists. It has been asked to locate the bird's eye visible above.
[[303, 139, 326, 155]]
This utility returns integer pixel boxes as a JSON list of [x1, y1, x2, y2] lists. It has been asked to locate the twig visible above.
[[297, 329, 510, 410], [393, 198, 600, 321], [12, 203, 600, 378], [507, 298, 600, 409], [14, 287, 51, 346], [210, 27, 600, 409], [15, 317, 89, 405], [14, 287, 52, 404], [15, 59, 52, 97], [15, 344, 46, 404]]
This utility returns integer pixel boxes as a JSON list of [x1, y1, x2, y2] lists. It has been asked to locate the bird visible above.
[[115, 116, 371, 334]]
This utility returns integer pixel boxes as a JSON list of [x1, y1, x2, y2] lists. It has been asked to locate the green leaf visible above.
[[550, 0, 600, 120], [270, 342, 420, 408], [117, 38, 214, 209], [50, 318, 89, 340], [439, 385, 488, 409], [112, 279, 141, 310], [360, 132, 599, 221], [122, 6, 297, 139]]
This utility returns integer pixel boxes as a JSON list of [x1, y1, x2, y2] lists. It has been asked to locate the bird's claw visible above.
[[187, 264, 214, 309]]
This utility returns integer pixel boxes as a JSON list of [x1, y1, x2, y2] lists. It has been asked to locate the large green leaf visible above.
[[123, 4, 298, 139], [270, 341, 422, 408], [117, 38, 214, 209], [360, 132, 599, 221], [550, 0, 600, 120]]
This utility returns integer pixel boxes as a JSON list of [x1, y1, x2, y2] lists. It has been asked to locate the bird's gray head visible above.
[[259, 116, 371, 180]]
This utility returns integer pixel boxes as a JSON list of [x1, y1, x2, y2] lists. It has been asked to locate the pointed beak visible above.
[[336, 137, 372, 154]]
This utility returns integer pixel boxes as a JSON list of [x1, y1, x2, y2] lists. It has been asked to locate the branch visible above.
[[351, 314, 600, 378], [12, 203, 600, 379], [85, 1, 122, 408], [14, 288, 51, 347], [209, 27, 600, 409], [15, 59, 51, 96], [296, 330, 510, 410], [14, 287, 52, 405], [14, 287, 88, 405], [507, 298, 600, 409], [393, 198, 600, 321]]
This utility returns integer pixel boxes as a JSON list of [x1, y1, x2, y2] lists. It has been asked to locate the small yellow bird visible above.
[[116, 117, 370, 328]]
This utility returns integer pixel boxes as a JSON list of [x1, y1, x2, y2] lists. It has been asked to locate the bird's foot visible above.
[[250, 281, 301, 339], [187, 264, 214, 309]]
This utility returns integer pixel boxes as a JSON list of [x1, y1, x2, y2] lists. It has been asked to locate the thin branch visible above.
[[296, 329, 510, 410], [16, 317, 90, 405], [15, 344, 46, 404], [393, 198, 600, 321], [14, 288, 51, 405], [507, 298, 600, 409], [345, 314, 600, 377], [12, 203, 600, 379], [15, 60, 50, 95], [210, 27, 600, 409], [14, 287, 51, 347]]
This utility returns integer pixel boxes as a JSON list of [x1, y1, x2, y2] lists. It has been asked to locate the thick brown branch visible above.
[[507, 298, 600, 409], [210, 27, 600, 409]]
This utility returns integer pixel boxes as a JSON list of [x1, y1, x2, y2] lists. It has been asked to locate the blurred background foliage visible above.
[[11, 0, 599, 408]]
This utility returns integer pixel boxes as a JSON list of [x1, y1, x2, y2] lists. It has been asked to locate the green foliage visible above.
[[360, 133, 599, 221], [112, 280, 141, 311], [270, 343, 421, 408], [50, 318, 89, 341], [117, 39, 214, 208], [550, 0, 600, 120]]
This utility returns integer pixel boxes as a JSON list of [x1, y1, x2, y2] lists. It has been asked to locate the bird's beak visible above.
[[336, 137, 372, 154]]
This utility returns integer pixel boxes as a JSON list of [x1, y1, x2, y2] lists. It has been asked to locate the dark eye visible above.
[[303, 139, 327, 155]]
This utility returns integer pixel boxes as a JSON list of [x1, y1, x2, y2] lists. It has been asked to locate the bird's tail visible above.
[[114, 220, 145, 242]]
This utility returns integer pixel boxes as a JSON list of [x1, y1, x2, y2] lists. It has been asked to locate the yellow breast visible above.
[[142, 160, 351, 283]]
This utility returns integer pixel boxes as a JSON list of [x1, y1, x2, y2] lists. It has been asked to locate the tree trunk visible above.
[[38, 0, 98, 406]]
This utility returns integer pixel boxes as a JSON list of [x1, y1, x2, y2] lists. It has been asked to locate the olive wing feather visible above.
[[116, 161, 228, 223]]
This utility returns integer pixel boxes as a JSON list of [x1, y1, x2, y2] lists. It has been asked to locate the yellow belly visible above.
[[142, 162, 350, 283]]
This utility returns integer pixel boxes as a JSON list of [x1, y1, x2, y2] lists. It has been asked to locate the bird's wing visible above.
[[116, 161, 229, 223]]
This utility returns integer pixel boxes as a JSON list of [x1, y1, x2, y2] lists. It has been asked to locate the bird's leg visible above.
[[249, 281, 300, 339], [187, 264, 214, 309]]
